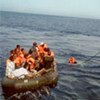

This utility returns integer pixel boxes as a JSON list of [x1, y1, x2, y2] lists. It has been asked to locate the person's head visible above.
[[21, 48, 26, 53], [40, 42, 44, 47], [21, 48, 26, 56], [9, 56, 15, 61], [44, 47, 47, 51], [10, 50, 14, 56], [44, 47, 50, 52], [21, 48, 24, 51], [33, 42, 37, 47], [16, 44, 20, 49]]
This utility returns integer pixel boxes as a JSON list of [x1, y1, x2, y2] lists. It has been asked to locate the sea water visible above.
[[0, 11, 100, 100]]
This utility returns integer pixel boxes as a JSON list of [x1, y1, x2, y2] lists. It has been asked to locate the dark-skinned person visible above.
[[29, 42, 38, 59], [43, 48, 55, 69]]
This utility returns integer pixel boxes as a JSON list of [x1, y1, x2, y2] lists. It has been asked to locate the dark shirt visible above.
[[28, 46, 36, 54]]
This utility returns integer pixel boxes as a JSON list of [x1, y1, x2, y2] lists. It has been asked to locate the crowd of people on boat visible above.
[[5, 42, 55, 79]]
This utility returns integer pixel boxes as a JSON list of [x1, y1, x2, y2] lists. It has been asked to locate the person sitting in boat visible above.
[[44, 48, 54, 60], [37, 42, 48, 56], [14, 47, 26, 68], [14, 50, 36, 76], [37, 42, 45, 55], [29, 42, 37, 53], [21, 48, 27, 56], [25, 53, 37, 72], [37, 42, 48, 68], [14, 44, 21, 55], [68, 56, 77, 64], [28, 42, 38, 59], [36, 53, 45, 71], [43, 48, 55, 69], [14, 54, 22, 68], [20, 48, 27, 66], [10, 50, 15, 56], [6, 55, 32, 78], [5, 56, 15, 79], [35, 47, 55, 75], [44, 43, 48, 48]]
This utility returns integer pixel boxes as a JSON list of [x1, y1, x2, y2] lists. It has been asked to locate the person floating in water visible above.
[[68, 56, 77, 64]]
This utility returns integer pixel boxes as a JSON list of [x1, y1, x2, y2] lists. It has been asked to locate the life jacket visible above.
[[38, 45, 45, 54], [14, 56, 22, 68], [26, 56, 36, 71], [68, 57, 77, 64]]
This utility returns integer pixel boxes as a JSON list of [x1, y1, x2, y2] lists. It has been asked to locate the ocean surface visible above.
[[0, 11, 100, 100]]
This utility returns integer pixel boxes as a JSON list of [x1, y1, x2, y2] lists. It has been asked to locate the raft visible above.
[[1, 66, 58, 96]]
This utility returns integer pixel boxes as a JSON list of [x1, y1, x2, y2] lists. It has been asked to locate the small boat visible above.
[[1, 66, 58, 96]]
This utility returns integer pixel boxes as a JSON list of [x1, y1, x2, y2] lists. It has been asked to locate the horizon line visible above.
[[0, 10, 100, 20]]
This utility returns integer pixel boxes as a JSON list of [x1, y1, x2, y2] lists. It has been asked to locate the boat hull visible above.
[[1, 67, 58, 96]]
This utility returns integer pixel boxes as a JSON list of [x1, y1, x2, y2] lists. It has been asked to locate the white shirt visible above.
[[12, 67, 29, 77], [5, 60, 15, 77]]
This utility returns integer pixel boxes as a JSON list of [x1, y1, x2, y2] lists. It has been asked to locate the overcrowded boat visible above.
[[1, 42, 58, 96]]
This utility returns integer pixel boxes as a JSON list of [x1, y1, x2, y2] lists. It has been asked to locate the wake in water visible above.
[[4, 86, 51, 100]]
